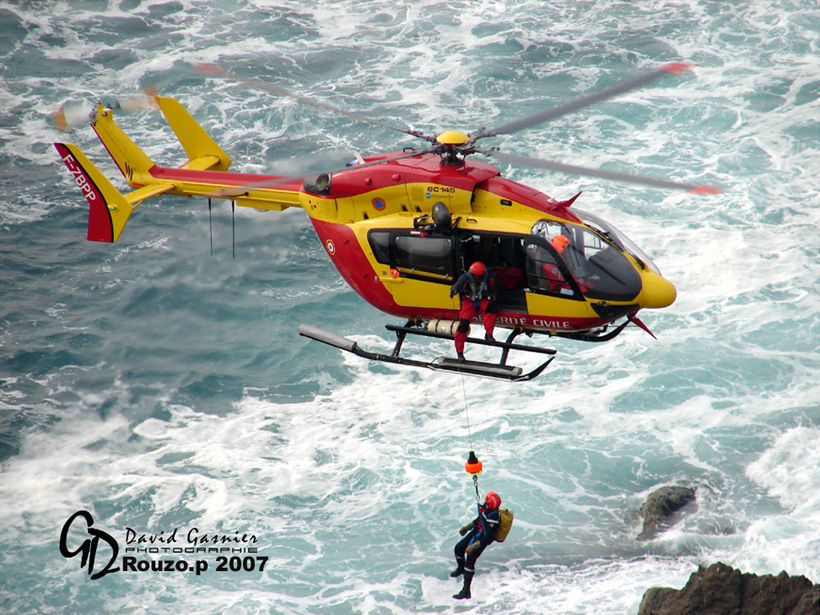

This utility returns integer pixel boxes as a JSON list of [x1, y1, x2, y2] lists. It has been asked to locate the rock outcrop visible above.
[[638, 485, 697, 540], [638, 562, 820, 615]]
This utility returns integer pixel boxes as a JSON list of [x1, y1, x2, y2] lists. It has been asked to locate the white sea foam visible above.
[[739, 427, 820, 580], [2, 0, 819, 613]]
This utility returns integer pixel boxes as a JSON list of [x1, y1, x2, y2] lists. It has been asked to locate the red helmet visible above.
[[469, 261, 486, 276], [551, 235, 570, 253], [484, 491, 501, 510]]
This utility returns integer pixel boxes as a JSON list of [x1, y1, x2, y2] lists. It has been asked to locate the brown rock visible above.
[[638, 486, 697, 540], [638, 562, 820, 615]]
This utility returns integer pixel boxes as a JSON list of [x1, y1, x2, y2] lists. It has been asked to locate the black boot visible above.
[[453, 571, 473, 599], [450, 556, 465, 577]]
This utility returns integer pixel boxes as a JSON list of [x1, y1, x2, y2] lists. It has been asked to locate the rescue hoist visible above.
[[465, 450, 483, 504]]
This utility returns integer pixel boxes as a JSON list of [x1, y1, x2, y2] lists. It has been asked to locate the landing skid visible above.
[[299, 322, 556, 382]]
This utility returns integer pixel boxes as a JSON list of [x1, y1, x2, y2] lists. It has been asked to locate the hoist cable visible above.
[[460, 373, 473, 450], [460, 373, 482, 504], [208, 198, 213, 255]]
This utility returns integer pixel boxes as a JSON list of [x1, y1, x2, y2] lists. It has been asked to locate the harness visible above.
[[466, 272, 490, 310], [475, 504, 483, 533], [469, 504, 497, 546]]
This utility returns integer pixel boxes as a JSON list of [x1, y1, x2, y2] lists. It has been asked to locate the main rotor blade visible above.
[[475, 62, 692, 139], [326, 147, 438, 176], [205, 148, 436, 198], [485, 149, 723, 194], [195, 64, 431, 142]]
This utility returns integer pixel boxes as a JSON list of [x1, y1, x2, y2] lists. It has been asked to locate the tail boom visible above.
[[55, 96, 306, 242]]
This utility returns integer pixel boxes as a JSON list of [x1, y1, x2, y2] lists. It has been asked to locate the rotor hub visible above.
[[435, 130, 470, 146]]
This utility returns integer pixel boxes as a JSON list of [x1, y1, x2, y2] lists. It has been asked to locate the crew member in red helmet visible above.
[[449, 261, 499, 360], [450, 491, 502, 600]]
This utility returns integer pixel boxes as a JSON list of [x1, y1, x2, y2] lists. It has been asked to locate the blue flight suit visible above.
[[452, 504, 500, 599]]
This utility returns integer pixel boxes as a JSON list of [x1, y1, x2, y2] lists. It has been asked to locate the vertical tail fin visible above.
[[54, 143, 134, 242], [153, 96, 231, 171], [90, 102, 156, 184]]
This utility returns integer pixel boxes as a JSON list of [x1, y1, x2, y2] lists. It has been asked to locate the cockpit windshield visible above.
[[531, 218, 642, 302], [572, 209, 661, 275]]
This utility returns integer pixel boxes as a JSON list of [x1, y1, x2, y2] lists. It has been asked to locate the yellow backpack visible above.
[[495, 509, 514, 542]]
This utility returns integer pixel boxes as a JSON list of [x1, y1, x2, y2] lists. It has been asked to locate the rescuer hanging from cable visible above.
[[450, 451, 502, 600]]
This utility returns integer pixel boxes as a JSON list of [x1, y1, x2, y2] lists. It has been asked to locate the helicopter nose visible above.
[[639, 270, 677, 309]]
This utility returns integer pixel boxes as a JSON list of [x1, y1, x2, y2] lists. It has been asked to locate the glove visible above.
[[459, 521, 475, 536], [449, 289, 456, 298], [465, 542, 480, 556]]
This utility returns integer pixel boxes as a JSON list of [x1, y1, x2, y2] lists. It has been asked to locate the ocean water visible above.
[[1, 0, 818, 613]]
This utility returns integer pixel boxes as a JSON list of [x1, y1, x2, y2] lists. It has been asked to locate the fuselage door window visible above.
[[368, 230, 456, 278], [394, 235, 454, 275]]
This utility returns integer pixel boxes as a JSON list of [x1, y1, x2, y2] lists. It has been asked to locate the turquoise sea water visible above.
[[1, 1, 818, 613]]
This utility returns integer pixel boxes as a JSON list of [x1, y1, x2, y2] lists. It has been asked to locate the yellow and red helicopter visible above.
[[54, 63, 720, 381]]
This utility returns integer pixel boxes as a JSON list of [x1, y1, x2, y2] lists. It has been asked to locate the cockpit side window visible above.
[[531, 218, 642, 302], [523, 236, 582, 299]]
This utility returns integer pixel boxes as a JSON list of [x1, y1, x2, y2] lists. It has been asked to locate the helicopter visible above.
[[54, 62, 721, 381]]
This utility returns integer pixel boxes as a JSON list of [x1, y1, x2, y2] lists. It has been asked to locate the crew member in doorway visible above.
[[449, 261, 499, 360], [450, 491, 502, 600]]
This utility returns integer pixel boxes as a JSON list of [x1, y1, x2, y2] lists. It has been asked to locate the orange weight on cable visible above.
[[464, 450, 483, 475]]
